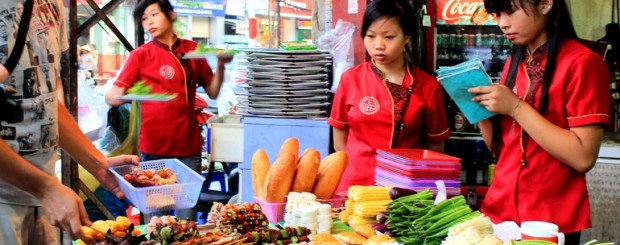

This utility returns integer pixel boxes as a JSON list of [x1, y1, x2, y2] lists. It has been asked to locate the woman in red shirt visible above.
[[469, 0, 609, 244], [328, 0, 451, 193], [105, 0, 232, 220]]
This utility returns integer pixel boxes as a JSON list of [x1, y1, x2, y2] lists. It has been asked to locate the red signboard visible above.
[[435, 0, 496, 25]]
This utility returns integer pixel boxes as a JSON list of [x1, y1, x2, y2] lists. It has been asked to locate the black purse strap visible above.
[[4, 0, 35, 73]]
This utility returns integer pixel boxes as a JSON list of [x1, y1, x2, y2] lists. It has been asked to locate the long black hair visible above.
[[133, 0, 175, 22], [485, 0, 577, 113], [483, 0, 577, 156], [361, 0, 416, 64]]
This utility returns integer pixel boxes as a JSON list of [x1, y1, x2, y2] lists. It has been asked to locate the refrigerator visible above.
[[423, 0, 510, 193]]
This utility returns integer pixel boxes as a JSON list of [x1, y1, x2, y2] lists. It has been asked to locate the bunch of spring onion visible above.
[[385, 189, 479, 245]]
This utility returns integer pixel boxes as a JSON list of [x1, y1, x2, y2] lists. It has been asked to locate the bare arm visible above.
[[470, 84, 602, 173], [510, 99, 603, 173], [203, 56, 233, 99], [104, 85, 129, 106], [332, 127, 348, 151], [0, 140, 95, 242], [56, 78, 138, 237], [0, 79, 137, 242]]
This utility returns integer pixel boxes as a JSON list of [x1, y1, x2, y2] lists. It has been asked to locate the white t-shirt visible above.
[[0, 0, 68, 206], [79, 52, 94, 71]]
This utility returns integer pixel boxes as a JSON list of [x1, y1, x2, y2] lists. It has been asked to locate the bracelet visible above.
[[511, 99, 521, 118]]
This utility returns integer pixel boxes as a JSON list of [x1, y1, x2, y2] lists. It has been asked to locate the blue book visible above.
[[436, 58, 496, 124]]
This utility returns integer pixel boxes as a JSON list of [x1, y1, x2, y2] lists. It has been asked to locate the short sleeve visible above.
[[424, 82, 451, 142], [565, 52, 610, 127], [328, 71, 350, 129], [114, 51, 141, 89]]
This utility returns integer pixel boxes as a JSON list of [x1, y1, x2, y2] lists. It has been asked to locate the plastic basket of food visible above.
[[110, 159, 205, 214]]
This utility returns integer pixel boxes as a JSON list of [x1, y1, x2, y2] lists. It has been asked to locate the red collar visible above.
[[370, 60, 414, 88], [152, 36, 180, 51]]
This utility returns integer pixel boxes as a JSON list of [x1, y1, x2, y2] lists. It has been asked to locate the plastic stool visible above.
[[201, 171, 227, 192]]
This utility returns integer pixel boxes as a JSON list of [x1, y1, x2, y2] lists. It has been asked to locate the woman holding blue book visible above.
[[328, 0, 451, 193], [468, 0, 609, 244]]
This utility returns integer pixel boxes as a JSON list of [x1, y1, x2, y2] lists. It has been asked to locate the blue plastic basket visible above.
[[110, 159, 205, 214]]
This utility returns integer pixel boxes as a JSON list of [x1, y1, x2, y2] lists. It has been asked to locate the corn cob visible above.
[[338, 210, 352, 223], [353, 200, 391, 219], [345, 199, 355, 212], [347, 215, 376, 226], [348, 185, 391, 202]]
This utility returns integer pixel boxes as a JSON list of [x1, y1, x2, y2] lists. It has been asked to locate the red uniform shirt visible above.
[[481, 40, 610, 233], [328, 62, 451, 193], [114, 39, 214, 157]]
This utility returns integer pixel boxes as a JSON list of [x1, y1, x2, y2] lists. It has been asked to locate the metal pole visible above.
[[60, 0, 79, 243], [276, 0, 281, 47], [268, 0, 272, 47]]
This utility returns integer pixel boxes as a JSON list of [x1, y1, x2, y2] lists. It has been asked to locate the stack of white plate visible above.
[[235, 48, 332, 118]]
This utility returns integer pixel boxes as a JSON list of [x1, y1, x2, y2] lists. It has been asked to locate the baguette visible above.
[[264, 152, 297, 202], [291, 149, 320, 192], [278, 137, 299, 162], [251, 149, 271, 200], [312, 151, 348, 200], [298, 147, 314, 161]]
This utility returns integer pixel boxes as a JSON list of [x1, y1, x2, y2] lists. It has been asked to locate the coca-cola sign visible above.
[[436, 0, 497, 25]]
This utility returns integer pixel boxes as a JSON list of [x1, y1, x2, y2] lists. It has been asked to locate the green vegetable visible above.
[[127, 81, 152, 95], [385, 190, 478, 245], [159, 226, 172, 240], [193, 43, 239, 56]]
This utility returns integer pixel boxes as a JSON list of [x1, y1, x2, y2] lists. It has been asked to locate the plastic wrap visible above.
[[317, 20, 356, 92]]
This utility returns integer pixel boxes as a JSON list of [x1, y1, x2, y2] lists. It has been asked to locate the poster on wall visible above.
[[170, 0, 226, 17], [436, 0, 496, 25]]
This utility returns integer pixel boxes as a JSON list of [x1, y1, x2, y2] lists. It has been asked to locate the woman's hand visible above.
[[468, 84, 520, 116], [93, 154, 139, 199], [217, 54, 234, 65]]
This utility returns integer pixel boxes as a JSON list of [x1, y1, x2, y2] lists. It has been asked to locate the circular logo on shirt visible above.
[[160, 65, 175, 80], [359, 96, 380, 115]]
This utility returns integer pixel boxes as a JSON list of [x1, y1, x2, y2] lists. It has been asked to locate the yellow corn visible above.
[[353, 200, 391, 219], [348, 185, 391, 202], [347, 214, 376, 225], [338, 210, 351, 223], [345, 199, 355, 212]]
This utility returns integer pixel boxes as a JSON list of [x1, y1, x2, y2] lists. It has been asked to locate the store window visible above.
[[192, 16, 210, 43], [297, 19, 312, 42], [224, 17, 249, 46]]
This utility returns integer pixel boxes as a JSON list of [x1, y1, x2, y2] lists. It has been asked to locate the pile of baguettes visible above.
[[251, 137, 348, 203]]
